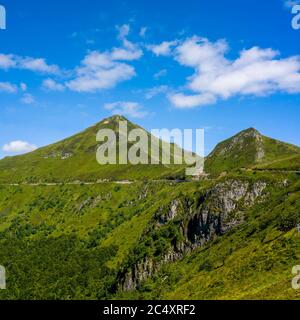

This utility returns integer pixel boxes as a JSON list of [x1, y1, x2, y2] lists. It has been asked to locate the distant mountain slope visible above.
[[205, 128, 300, 175], [1, 120, 299, 182], [0, 115, 192, 183], [254, 154, 300, 171]]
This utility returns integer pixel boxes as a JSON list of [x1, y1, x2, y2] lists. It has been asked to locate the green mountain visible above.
[[0, 115, 192, 183], [205, 128, 300, 175], [0, 118, 299, 300]]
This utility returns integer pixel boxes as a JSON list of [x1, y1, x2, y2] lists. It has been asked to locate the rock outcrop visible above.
[[119, 179, 267, 291]]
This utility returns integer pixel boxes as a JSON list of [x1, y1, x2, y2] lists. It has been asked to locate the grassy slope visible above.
[[0, 115, 188, 183], [117, 173, 300, 300], [254, 154, 300, 171], [0, 181, 201, 299], [205, 129, 300, 175], [0, 122, 299, 300], [0, 171, 299, 299]]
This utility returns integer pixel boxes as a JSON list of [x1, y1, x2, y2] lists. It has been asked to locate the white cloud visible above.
[[0, 82, 18, 93], [112, 24, 143, 61], [1, 25, 141, 95], [66, 51, 136, 92], [104, 101, 148, 118], [42, 79, 65, 91], [0, 54, 16, 69], [139, 27, 147, 38], [19, 57, 60, 74], [3, 140, 37, 153], [154, 69, 167, 79], [147, 40, 178, 56], [166, 36, 300, 108], [20, 93, 36, 105], [66, 25, 142, 92], [116, 24, 130, 40], [145, 85, 168, 99], [20, 82, 27, 92], [169, 93, 216, 108], [0, 53, 61, 74], [111, 39, 143, 61]]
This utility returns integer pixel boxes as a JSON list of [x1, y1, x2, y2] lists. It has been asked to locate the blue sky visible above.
[[0, 0, 300, 158]]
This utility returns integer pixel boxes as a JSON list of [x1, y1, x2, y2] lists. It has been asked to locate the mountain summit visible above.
[[205, 128, 300, 175], [0, 115, 189, 183], [0, 118, 299, 182]]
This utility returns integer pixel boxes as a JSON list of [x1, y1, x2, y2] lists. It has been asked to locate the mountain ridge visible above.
[[0, 115, 190, 183], [205, 127, 300, 175], [0, 116, 299, 183], [0, 116, 299, 300]]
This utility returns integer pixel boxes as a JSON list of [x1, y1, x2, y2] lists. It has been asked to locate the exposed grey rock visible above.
[[158, 200, 179, 225], [77, 197, 92, 212], [120, 178, 268, 291], [43, 151, 73, 160]]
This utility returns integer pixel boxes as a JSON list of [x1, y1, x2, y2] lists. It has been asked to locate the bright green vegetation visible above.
[[254, 154, 300, 171], [0, 116, 299, 300], [0, 181, 203, 299], [0, 115, 189, 184], [205, 128, 300, 175], [117, 175, 300, 300]]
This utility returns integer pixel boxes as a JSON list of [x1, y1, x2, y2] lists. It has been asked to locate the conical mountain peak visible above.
[[205, 128, 300, 175]]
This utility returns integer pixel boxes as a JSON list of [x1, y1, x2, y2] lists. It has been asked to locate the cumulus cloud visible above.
[[139, 27, 147, 38], [111, 39, 143, 61], [66, 24, 142, 92], [42, 79, 65, 91], [116, 24, 130, 40], [3, 140, 37, 153], [167, 36, 300, 108], [168, 92, 216, 108], [20, 93, 36, 105], [147, 40, 178, 56], [66, 51, 136, 92], [0, 82, 18, 93], [112, 24, 143, 61], [154, 69, 167, 79], [19, 57, 60, 74], [0, 54, 16, 69], [20, 82, 27, 92], [0, 53, 61, 74], [145, 85, 168, 99], [1, 24, 141, 95], [104, 101, 148, 118]]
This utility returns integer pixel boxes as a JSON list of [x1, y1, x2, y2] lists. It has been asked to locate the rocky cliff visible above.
[[119, 178, 268, 291]]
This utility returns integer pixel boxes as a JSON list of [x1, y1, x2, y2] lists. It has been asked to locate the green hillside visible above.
[[0, 115, 191, 184], [117, 174, 300, 300], [0, 118, 299, 300], [254, 154, 300, 171], [205, 128, 300, 175]]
